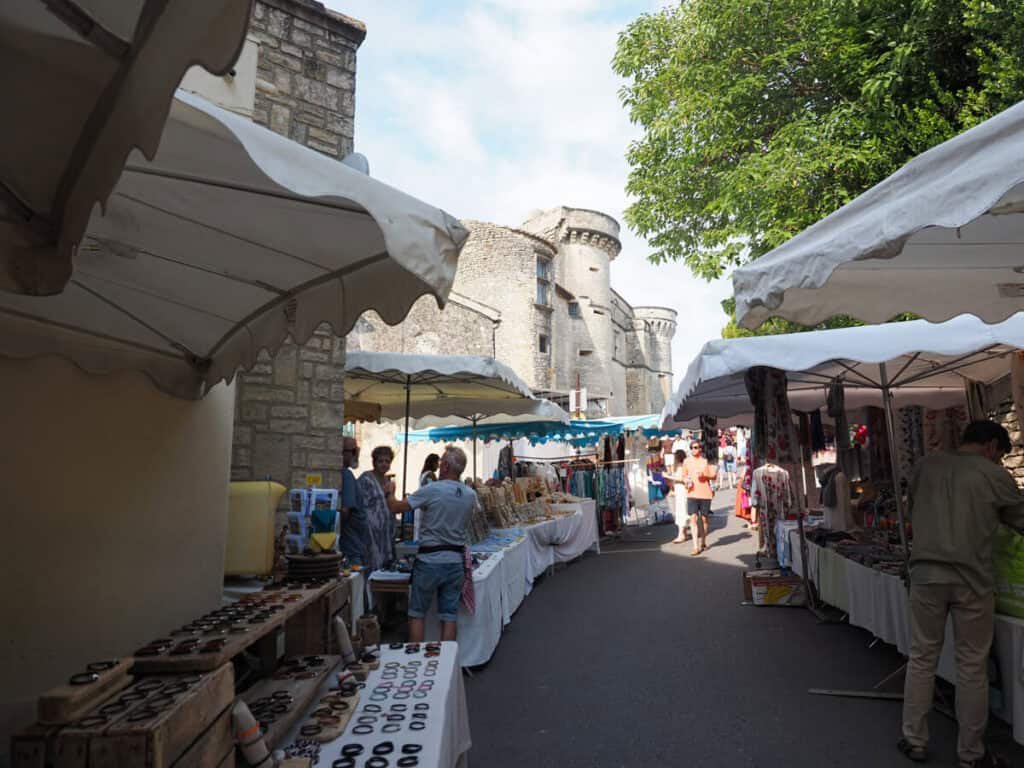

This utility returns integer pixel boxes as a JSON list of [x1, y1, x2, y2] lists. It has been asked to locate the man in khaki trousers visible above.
[[899, 421, 1024, 768]]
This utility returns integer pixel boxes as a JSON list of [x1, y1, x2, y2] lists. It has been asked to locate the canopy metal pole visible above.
[[402, 375, 411, 498], [472, 416, 479, 480], [879, 362, 910, 560]]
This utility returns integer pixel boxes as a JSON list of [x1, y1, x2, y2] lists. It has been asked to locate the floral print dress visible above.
[[356, 471, 396, 573]]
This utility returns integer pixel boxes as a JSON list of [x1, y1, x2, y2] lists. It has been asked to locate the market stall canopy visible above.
[[0, 91, 468, 398], [408, 398, 570, 431], [733, 100, 1024, 330], [344, 352, 535, 421], [401, 417, 628, 446], [660, 314, 1024, 430], [0, 0, 253, 295], [600, 414, 682, 438]]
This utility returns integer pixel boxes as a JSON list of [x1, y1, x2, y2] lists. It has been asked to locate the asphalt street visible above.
[[462, 490, 1024, 767]]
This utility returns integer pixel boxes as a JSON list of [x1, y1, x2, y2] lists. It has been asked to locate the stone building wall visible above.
[[347, 295, 496, 358], [249, 0, 363, 156], [997, 399, 1024, 487], [351, 205, 677, 417], [231, 0, 365, 528]]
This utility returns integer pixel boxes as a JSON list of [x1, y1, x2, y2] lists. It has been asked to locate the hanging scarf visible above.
[[460, 545, 476, 614], [699, 414, 719, 463], [744, 367, 797, 465]]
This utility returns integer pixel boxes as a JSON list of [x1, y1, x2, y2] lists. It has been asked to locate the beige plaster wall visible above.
[[0, 358, 235, 756]]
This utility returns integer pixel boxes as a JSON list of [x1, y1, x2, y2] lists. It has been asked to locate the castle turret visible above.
[[522, 207, 621, 415], [631, 306, 677, 413]]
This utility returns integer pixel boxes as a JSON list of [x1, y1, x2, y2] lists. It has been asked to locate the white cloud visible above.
[[330, 0, 729, 388]]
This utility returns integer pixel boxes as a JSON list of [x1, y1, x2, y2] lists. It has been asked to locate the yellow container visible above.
[[225, 481, 286, 576]]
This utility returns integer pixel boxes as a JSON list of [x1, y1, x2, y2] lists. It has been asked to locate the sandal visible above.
[[690, 549, 701, 556], [897, 738, 929, 763]]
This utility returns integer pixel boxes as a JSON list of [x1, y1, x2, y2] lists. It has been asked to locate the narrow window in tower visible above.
[[579, 349, 593, 357], [568, 301, 581, 318], [538, 334, 549, 354], [536, 282, 549, 305], [536, 254, 551, 306]]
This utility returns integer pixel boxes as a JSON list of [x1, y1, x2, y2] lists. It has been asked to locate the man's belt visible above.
[[417, 544, 464, 554]]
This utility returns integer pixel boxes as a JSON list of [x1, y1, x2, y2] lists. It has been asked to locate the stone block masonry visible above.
[[232, 0, 365, 532], [249, 0, 364, 156]]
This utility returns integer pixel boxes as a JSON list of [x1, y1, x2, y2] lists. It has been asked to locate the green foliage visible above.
[[613, 0, 1024, 289], [719, 297, 864, 338]]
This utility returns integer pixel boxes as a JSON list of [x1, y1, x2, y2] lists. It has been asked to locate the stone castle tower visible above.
[[353, 205, 677, 417]]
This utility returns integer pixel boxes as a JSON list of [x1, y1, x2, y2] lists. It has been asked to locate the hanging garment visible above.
[[923, 406, 969, 454], [744, 367, 798, 465], [699, 415, 719, 463], [751, 464, 793, 559], [964, 378, 989, 422], [894, 406, 925, 481], [865, 406, 893, 484], [810, 410, 827, 452], [497, 444, 514, 480], [616, 435, 626, 461]]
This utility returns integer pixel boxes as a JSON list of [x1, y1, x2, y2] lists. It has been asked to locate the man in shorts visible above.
[[682, 439, 715, 554], [390, 446, 475, 642]]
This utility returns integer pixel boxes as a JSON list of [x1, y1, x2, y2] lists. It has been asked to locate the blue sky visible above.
[[327, 0, 732, 385]]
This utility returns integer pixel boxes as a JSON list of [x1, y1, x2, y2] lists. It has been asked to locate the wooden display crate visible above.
[[13, 666, 234, 768], [239, 655, 340, 749], [132, 582, 335, 674], [86, 664, 234, 768], [38, 660, 134, 725], [285, 579, 351, 656]]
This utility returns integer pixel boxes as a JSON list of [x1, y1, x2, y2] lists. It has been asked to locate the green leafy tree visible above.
[[614, 0, 1024, 333]]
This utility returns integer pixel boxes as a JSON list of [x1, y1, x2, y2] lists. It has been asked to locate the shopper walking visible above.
[[682, 440, 715, 554], [722, 440, 738, 489], [668, 449, 690, 546], [899, 420, 1024, 768], [390, 446, 475, 642]]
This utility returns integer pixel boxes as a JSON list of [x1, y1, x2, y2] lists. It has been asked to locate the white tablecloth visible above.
[[498, 537, 529, 625], [791, 530, 1024, 745], [516, 502, 601, 594], [422, 551, 506, 668], [280, 642, 470, 767]]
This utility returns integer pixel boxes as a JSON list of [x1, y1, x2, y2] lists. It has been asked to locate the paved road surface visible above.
[[463, 490, 1024, 767]]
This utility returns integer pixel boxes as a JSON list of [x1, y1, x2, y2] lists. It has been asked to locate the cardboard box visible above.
[[750, 572, 806, 606]]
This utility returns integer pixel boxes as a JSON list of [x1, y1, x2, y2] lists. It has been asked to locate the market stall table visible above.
[[279, 642, 470, 767], [789, 529, 1024, 745], [367, 500, 598, 667], [508, 500, 600, 593], [421, 550, 506, 667]]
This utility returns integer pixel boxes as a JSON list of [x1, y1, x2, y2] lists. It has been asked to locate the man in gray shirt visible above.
[[390, 446, 475, 642], [900, 420, 1024, 768]]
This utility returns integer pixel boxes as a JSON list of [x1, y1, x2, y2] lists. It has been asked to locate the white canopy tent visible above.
[[733, 100, 1024, 330], [0, 1, 253, 295], [661, 314, 1024, 552], [663, 314, 1024, 430], [0, 91, 469, 398], [409, 398, 570, 431], [344, 352, 537, 487]]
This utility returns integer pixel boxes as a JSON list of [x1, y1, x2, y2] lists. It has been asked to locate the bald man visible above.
[[338, 437, 368, 566]]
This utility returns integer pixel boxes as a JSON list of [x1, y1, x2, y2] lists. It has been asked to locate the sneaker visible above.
[[897, 738, 929, 763]]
